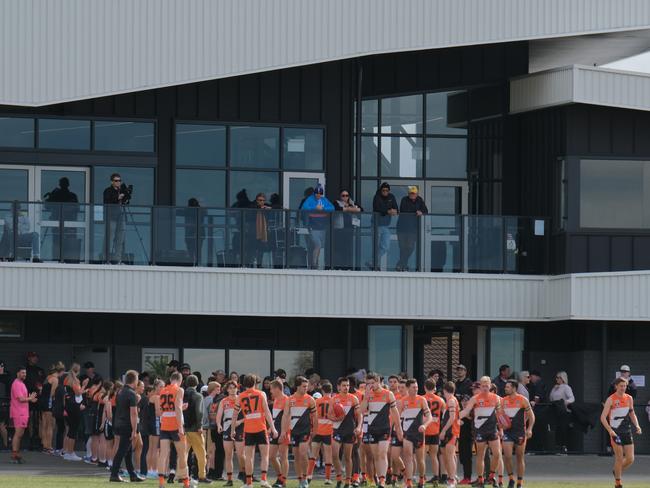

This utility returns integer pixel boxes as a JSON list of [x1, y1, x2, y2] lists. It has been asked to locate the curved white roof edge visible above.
[[510, 64, 650, 113], [2, 0, 650, 107]]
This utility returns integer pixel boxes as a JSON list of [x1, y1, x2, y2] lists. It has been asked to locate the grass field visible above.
[[0, 478, 642, 488]]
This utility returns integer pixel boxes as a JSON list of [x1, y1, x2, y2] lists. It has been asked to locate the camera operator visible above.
[[103, 173, 127, 264]]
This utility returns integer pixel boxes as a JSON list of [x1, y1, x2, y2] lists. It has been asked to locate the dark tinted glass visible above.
[[0, 117, 34, 147], [176, 124, 226, 167], [229, 171, 279, 207], [39, 119, 90, 150], [0, 168, 30, 201], [283, 128, 324, 170], [230, 126, 279, 168], [361, 136, 378, 177], [93, 166, 154, 205], [426, 138, 467, 178], [176, 169, 226, 207], [426, 91, 468, 135], [580, 159, 650, 229], [94, 121, 155, 152]]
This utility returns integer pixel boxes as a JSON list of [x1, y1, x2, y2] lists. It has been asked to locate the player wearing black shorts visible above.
[[601, 377, 642, 488], [501, 380, 535, 488], [330, 378, 362, 488], [399, 380, 432, 488]]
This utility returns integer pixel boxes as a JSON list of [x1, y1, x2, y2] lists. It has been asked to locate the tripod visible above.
[[108, 205, 149, 264]]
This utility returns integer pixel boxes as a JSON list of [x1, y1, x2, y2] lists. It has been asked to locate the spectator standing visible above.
[[333, 189, 362, 270], [0, 360, 10, 450], [109, 369, 144, 482], [372, 182, 398, 270], [247, 193, 271, 267], [10, 366, 37, 463], [549, 371, 575, 454], [517, 371, 531, 399], [184, 374, 210, 483], [528, 370, 546, 406], [274, 369, 292, 396], [301, 184, 335, 269], [396, 186, 428, 271], [454, 364, 473, 485], [607, 365, 637, 399], [25, 351, 45, 450], [493, 364, 511, 397], [203, 381, 224, 481], [103, 173, 127, 264]]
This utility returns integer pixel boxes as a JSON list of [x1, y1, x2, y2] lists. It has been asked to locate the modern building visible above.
[[1, 0, 650, 453]]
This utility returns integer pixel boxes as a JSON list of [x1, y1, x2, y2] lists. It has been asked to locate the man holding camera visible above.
[[103, 173, 127, 264]]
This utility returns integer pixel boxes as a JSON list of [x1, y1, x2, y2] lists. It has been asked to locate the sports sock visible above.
[[308, 458, 316, 477], [337, 474, 343, 482], [325, 464, 332, 480], [509, 473, 514, 481], [346, 476, 352, 485], [478, 476, 484, 484], [246, 474, 253, 485], [419, 476, 425, 485], [158, 474, 166, 487], [227, 472, 233, 481], [183, 478, 190, 488], [517, 476, 523, 487], [261, 471, 268, 481], [405, 479, 413, 488], [353, 473, 360, 482], [378, 475, 386, 487], [498, 474, 503, 485]]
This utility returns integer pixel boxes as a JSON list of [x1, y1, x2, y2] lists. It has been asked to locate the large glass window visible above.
[[489, 327, 523, 377], [368, 325, 402, 376], [0, 168, 30, 201], [360, 136, 379, 177], [230, 171, 279, 207], [426, 138, 467, 178], [94, 121, 155, 152], [38, 119, 90, 150], [93, 166, 155, 205], [176, 169, 226, 207], [579, 159, 650, 229], [380, 136, 423, 178], [183, 348, 226, 383], [361, 99, 379, 133], [283, 128, 324, 171], [230, 126, 279, 168], [0, 117, 35, 148], [274, 351, 314, 383], [228, 349, 271, 379], [426, 92, 468, 135], [176, 124, 226, 167], [381, 95, 423, 134]]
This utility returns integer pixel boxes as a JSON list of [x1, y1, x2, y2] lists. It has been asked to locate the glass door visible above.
[[0, 165, 34, 260], [424, 181, 467, 272], [36, 166, 89, 262], [283, 172, 325, 209]]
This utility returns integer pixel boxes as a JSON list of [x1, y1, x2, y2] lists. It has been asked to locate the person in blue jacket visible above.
[[300, 183, 334, 268]]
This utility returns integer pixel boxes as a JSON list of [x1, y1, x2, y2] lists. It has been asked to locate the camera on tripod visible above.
[[120, 183, 134, 205]]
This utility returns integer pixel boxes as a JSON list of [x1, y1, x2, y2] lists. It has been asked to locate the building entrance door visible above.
[[282, 172, 325, 209]]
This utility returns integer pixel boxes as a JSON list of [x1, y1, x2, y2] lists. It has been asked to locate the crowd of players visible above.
[[1, 356, 642, 488]]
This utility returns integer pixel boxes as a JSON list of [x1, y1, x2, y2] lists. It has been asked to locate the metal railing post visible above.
[[59, 203, 64, 263], [11, 201, 18, 261]]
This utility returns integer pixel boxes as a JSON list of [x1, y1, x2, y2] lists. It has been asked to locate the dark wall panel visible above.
[[259, 71, 280, 122], [239, 74, 260, 121], [610, 237, 632, 272], [197, 80, 219, 120], [218, 77, 239, 120], [280, 68, 301, 122]]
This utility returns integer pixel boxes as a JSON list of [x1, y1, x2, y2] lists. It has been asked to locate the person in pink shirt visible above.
[[10, 366, 37, 463]]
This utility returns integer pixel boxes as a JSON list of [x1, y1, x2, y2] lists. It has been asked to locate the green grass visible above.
[[0, 479, 646, 488]]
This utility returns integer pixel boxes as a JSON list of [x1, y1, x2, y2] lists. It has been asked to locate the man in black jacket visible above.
[[372, 182, 398, 270], [396, 186, 428, 271], [110, 370, 144, 482], [184, 375, 210, 483], [102, 173, 126, 263], [454, 365, 474, 485]]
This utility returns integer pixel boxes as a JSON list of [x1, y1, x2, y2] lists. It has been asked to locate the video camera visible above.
[[120, 183, 134, 205]]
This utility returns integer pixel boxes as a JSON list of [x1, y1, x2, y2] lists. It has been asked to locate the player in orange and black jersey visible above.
[[330, 377, 362, 488], [389, 380, 408, 485], [601, 377, 642, 488], [282, 376, 317, 488], [502, 380, 535, 488], [156, 372, 189, 488], [234, 374, 277, 488], [308, 382, 334, 485], [460, 376, 503, 488], [360, 372, 402, 488], [423, 379, 446, 485], [399, 379, 432, 488], [216, 381, 246, 486], [439, 382, 460, 488], [269, 380, 290, 488]]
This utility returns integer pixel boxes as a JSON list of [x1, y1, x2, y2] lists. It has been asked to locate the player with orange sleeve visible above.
[[439, 382, 460, 488], [308, 382, 334, 484], [156, 372, 189, 488], [234, 374, 277, 488], [423, 379, 446, 484]]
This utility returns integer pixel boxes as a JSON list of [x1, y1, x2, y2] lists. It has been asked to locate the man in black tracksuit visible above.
[[372, 182, 398, 270], [454, 365, 474, 483], [396, 186, 428, 271]]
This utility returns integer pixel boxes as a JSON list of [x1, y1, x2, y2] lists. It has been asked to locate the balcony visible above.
[[0, 201, 549, 274]]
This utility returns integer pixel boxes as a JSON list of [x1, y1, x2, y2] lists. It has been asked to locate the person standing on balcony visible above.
[[396, 186, 427, 272], [301, 184, 334, 269], [372, 182, 398, 271], [103, 173, 126, 264], [333, 189, 362, 270]]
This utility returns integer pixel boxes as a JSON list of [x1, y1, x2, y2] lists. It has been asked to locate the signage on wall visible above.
[[615, 371, 645, 387]]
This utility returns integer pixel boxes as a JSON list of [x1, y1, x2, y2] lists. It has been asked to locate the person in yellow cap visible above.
[[396, 186, 428, 271]]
